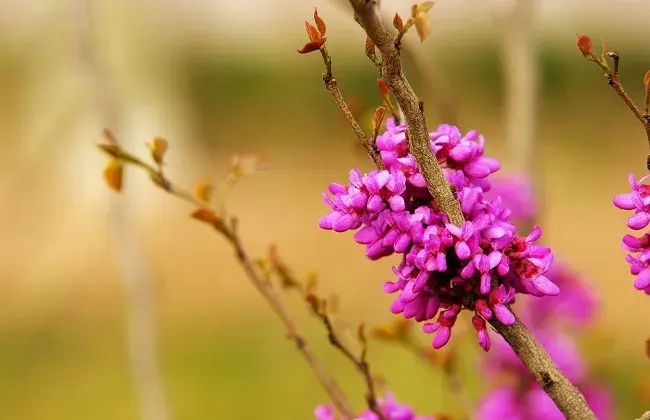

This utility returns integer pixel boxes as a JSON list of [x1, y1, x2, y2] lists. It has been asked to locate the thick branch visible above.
[[348, 1, 595, 418], [635, 411, 650, 420], [490, 315, 594, 419], [348, 0, 464, 226]]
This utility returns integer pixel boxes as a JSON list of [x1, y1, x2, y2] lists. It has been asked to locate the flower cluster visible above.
[[476, 176, 611, 419], [314, 393, 434, 420], [319, 118, 559, 351], [613, 173, 650, 294]]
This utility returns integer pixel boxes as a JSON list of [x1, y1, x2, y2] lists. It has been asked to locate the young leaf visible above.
[[193, 181, 215, 203], [393, 13, 404, 32], [103, 159, 124, 192], [297, 39, 327, 54], [644, 70, 650, 89], [190, 208, 221, 225], [314, 8, 326, 37], [372, 106, 386, 134], [149, 137, 168, 165], [576, 34, 593, 58], [305, 21, 320, 42]]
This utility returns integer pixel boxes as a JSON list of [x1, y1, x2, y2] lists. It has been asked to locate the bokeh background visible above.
[[1, 0, 650, 418]]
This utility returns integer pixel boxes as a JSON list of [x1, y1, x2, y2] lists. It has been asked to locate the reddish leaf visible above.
[[305, 21, 320, 42], [297, 38, 327, 54], [103, 159, 123, 192], [576, 34, 593, 56], [190, 208, 221, 225], [377, 79, 390, 97], [313, 8, 326, 37], [393, 13, 404, 32]]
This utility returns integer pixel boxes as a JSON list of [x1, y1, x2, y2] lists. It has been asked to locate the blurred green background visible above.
[[1, 0, 650, 419]]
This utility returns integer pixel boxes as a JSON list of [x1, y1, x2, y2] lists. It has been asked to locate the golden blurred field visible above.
[[1, 1, 650, 419]]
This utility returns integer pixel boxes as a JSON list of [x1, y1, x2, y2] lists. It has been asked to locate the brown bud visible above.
[[393, 13, 404, 32], [297, 38, 327, 54], [644, 70, 650, 89], [313, 8, 326, 37], [646, 337, 650, 359], [305, 21, 320, 42], [576, 34, 593, 57], [357, 323, 367, 342]]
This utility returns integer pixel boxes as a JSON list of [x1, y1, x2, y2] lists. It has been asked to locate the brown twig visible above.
[[97, 143, 355, 418], [347, 0, 463, 226], [584, 44, 650, 165], [318, 46, 385, 169], [309, 303, 385, 420], [267, 251, 385, 419], [346, 1, 595, 418]]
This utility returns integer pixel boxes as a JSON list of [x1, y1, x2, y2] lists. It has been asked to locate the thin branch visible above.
[[319, 47, 385, 169], [76, 2, 171, 420], [582, 43, 650, 165], [348, 0, 463, 226], [347, 1, 595, 418], [267, 252, 385, 419], [310, 307, 385, 419], [97, 142, 355, 418]]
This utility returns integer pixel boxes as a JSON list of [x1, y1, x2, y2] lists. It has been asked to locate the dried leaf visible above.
[[393, 13, 404, 32], [193, 181, 215, 203], [313, 8, 326, 37], [103, 159, 123, 192], [372, 106, 386, 133], [305, 21, 320, 42], [414, 11, 432, 42], [149, 137, 168, 165], [190, 208, 221, 225], [365, 37, 376, 60], [576, 34, 593, 57], [357, 324, 367, 342]]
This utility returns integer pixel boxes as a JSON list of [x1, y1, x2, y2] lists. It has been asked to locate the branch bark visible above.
[[347, 1, 595, 418], [635, 411, 650, 420]]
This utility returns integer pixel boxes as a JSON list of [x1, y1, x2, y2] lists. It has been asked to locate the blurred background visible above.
[[1, 0, 650, 418]]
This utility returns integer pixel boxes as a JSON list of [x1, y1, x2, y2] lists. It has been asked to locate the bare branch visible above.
[[348, 0, 464, 226], [97, 141, 355, 418], [635, 411, 650, 420], [347, 1, 595, 418]]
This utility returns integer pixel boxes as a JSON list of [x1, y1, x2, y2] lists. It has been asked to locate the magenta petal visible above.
[[628, 212, 650, 230], [455, 241, 471, 260], [389, 195, 406, 211], [531, 275, 560, 296], [432, 327, 452, 348], [494, 304, 515, 325], [634, 269, 650, 290], [613, 192, 637, 210]]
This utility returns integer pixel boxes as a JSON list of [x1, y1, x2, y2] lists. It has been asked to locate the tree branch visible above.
[[320, 47, 385, 169], [348, 0, 463, 226], [97, 142, 355, 418], [635, 411, 650, 420], [347, 1, 595, 418]]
